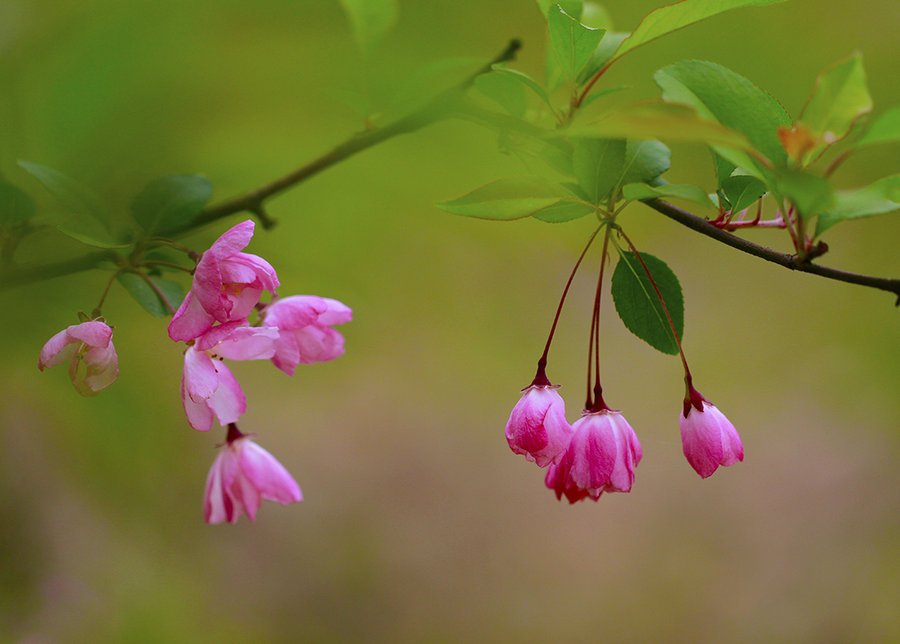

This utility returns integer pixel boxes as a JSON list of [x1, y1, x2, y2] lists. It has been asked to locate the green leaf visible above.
[[339, 0, 398, 56], [619, 139, 671, 189], [548, 4, 605, 82], [537, 0, 583, 20], [18, 160, 109, 223], [712, 152, 737, 185], [816, 175, 900, 234], [131, 175, 213, 235], [572, 138, 626, 204], [488, 66, 554, 111], [799, 53, 872, 161], [611, 250, 684, 355], [567, 102, 756, 153], [117, 272, 184, 317], [576, 31, 629, 85], [0, 181, 36, 227], [475, 72, 529, 117], [613, 0, 787, 63], [532, 200, 595, 222], [655, 61, 791, 175], [855, 105, 900, 148], [623, 182, 713, 208], [775, 169, 835, 220], [720, 175, 766, 212], [437, 176, 574, 220], [57, 218, 132, 249]]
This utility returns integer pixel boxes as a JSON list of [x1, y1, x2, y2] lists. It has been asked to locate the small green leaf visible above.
[[623, 182, 712, 208], [619, 139, 671, 189], [548, 4, 605, 82], [18, 160, 109, 223], [775, 169, 835, 220], [712, 152, 737, 185], [339, 0, 398, 56], [720, 175, 766, 212], [488, 66, 554, 111], [0, 181, 36, 227], [57, 219, 132, 249], [655, 61, 791, 176], [816, 175, 900, 234], [611, 250, 684, 355], [475, 72, 529, 117], [437, 176, 573, 220], [576, 31, 629, 85], [613, 0, 787, 63], [799, 53, 872, 161], [131, 175, 213, 235], [572, 138, 626, 204], [532, 200, 595, 222], [117, 272, 184, 317], [855, 105, 900, 148]]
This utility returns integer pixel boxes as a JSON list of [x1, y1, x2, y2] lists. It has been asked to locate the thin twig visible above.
[[644, 198, 900, 305]]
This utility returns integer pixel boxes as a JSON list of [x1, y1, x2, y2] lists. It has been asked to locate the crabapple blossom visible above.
[[505, 383, 573, 467], [680, 391, 744, 478], [181, 321, 279, 431], [204, 425, 302, 524], [38, 320, 118, 396], [545, 409, 642, 503], [168, 220, 279, 341], [260, 295, 352, 375]]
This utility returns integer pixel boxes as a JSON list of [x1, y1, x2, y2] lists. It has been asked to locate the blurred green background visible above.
[[2, 0, 899, 641]]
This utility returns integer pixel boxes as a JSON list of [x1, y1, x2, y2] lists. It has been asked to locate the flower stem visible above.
[[585, 226, 612, 412]]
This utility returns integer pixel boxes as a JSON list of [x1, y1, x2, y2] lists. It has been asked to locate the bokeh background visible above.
[[2, 0, 898, 641]]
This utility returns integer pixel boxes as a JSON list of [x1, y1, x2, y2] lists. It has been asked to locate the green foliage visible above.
[[572, 138, 626, 204], [437, 176, 579, 220], [655, 61, 791, 176], [536, 0, 583, 20], [131, 175, 213, 235], [117, 272, 184, 317], [855, 105, 900, 147], [799, 53, 872, 161], [532, 200, 595, 222], [620, 140, 670, 189], [548, 4, 605, 82], [475, 72, 529, 117], [0, 182, 36, 227], [487, 66, 554, 111], [623, 182, 713, 208], [612, 0, 787, 63], [720, 175, 767, 212], [18, 161, 109, 224], [817, 175, 900, 234], [339, 0, 398, 56], [611, 249, 684, 355], [775, 169, 835, 220]]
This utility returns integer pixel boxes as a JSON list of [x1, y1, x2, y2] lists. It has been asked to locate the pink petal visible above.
[[207, 361, 246, 426], [183, 346, 219, 400], [211, 326, 278, 361], [66, 320, 112, 347], [505, 385, 572, 467], [39, 328, 77, 370], [293, 326, 345, 365], [680, 404, 725, 479], [182, 373, 214, 431], [208, 220, 255, 261], [204, 451, 230, 523], [239, 440, 303, 504], [168, 290, 216, 341]]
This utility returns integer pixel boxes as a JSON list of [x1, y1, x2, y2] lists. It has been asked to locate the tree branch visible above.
[[644, 198, 900, 305]]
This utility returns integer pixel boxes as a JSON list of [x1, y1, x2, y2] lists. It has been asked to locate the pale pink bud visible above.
[[204, 433, 302, 524], [545, 410, 642, 503], [680, 393, 744, 478], [168, 220, 280, 341], [38, 320, 118, 396], [261, 295, 352, 376], [505, 384, 573, 467]]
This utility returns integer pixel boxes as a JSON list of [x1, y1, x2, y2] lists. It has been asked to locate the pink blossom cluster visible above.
[[38, 219, 350, 525], [506, 374, 742, 503], [167, 220, 351, 523]]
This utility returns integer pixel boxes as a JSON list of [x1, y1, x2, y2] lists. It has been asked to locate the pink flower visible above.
[[545, 409, 642, 503], [181, 321, 279, 431], [680, 391, 744, 478], [168, 220, 280, 341], [505, 384, 573, 467], [261, 295, 352, 376], [204, 427, 302, 524], [38, 320, 118, 396]]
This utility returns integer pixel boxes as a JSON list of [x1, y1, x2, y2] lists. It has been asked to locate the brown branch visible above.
[[644, 198, 900, 305]]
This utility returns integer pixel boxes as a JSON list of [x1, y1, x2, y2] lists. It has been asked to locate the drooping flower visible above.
[[680, 388, 744, 478], [260, 295, 352, 376], [181, 321, 279, 431], [38, 320, 119, 396], [204, 425, 302, 524], [545, 409, 642, 503], [168, 220, 280, 341], [505, 382, 573, 467]]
